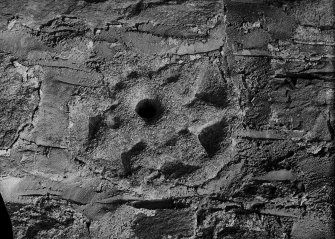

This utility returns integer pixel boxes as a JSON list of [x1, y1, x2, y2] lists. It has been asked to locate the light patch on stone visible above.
[[87, 40, 94, 50], [0, 176, 22, 202], [0, 149, 10, 157], [13, 61, 29, 81]]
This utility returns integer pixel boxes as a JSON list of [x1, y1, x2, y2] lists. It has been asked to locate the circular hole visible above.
[[135, 99, 160, 120]]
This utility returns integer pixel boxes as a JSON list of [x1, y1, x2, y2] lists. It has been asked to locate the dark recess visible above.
[[135, 99, 162, 121], [0, 193, 13, 239]]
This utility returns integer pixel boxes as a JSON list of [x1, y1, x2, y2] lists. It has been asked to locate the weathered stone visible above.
[[291, 217, 334, 239], [254, 169, 296, 182], [121, 140, 147, 175], [194, 63, 227, 107], [0, 0, 333, 238], [159, 159, 198, 179], [190, 118, 227, 157], [0, 62, 40, 149], [132, 209, 194, 239]]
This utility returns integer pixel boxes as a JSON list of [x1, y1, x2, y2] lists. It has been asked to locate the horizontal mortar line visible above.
[[293, 40, 335, 46], [234, 53, 335, 61], [173, 46, 224, 56], [126, 29, 209, 41], [53, 79, 103, 88], [30, 62, 93, 73]]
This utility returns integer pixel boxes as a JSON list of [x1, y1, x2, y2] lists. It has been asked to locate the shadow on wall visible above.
[[0, 193, 13, 239]]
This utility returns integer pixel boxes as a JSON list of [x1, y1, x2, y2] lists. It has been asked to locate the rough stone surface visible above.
[[0, 0, 334, 238]]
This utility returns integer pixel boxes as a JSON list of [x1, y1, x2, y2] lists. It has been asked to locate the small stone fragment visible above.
[[121, 140, 146, 175], [190, 118, 227, 157], [194, 63, 227, 107], [159, 159, 198, 179], [254, 169, 296, 182]]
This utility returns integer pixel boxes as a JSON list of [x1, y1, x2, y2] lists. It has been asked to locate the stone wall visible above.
[[0, 0, 334, 238]]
